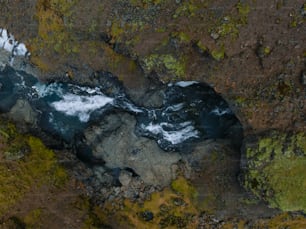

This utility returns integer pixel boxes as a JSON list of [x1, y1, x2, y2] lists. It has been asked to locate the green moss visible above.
[[211, 46, 225, 61], [142, 54, 186, 79], [236, 2, 250, 18], [0, 121, 68, 216], [196, 41, 207, 53], [234, 96, 247, 105], [30, 0, 80, 70], [173, 1, 199, 18], [263, 212, 306, 228], [171, 176, 197, 200], [263, 46, 271, 55], [110, 20, 124, 43], [26, 136, 68, 187], [244, 132, 306, 212], [23, 209, 42, 228], [296, 133, 306, 154], [172, 32, 191, 43], [210, 2, 250, 40], [265, 156, 306, 211], [215, 17, 240, 38], [130, 0, 162, 7]]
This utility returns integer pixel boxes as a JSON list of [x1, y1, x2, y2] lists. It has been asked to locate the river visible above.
[[0, 66, 242, 153]]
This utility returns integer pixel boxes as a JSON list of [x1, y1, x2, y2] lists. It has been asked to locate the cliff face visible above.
[[0, 0, 305, 227]]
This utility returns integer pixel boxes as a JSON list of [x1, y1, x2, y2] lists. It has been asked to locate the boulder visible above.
[[9, 99, 37, 126], [84, 113, 181, 186]]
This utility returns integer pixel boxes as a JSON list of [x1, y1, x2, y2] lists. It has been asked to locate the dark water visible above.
[[0, 66, 242, 152]]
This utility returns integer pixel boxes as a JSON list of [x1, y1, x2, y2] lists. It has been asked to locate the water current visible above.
[[0, 66, 242, 152]]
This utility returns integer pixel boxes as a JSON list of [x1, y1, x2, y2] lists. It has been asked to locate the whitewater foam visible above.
[[51, 93, 114, 122], [32, 82, 65, 98], [210, 107, 232, 116], [174, 81, 199, 87], [0, 28, 30, 58], [144, 121, 199, 145]]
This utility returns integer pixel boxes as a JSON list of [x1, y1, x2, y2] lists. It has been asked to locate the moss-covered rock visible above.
[[242, 131, 306, 212]]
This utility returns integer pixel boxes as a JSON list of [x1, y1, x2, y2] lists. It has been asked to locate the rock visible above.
[[139, 87, 165, 108], [210, 32, 220, 40], [119, 170, 133, 187], [8, 99, 37, 125], [172, 197, 185, 206], [138, 210, 154, 222], [84, 113, 182, 186]]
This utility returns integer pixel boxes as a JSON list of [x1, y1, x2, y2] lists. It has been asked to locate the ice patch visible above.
[[51, 94, 114, 122], [144, 121, 199, 145], [175, 81, 199, 87]]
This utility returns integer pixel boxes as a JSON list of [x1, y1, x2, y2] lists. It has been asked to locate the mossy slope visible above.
[[0, 120, 67, 216], [243, 131, 306, 212]]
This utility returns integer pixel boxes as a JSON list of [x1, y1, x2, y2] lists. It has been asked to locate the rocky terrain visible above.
[[0, 0, 305, 228]]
